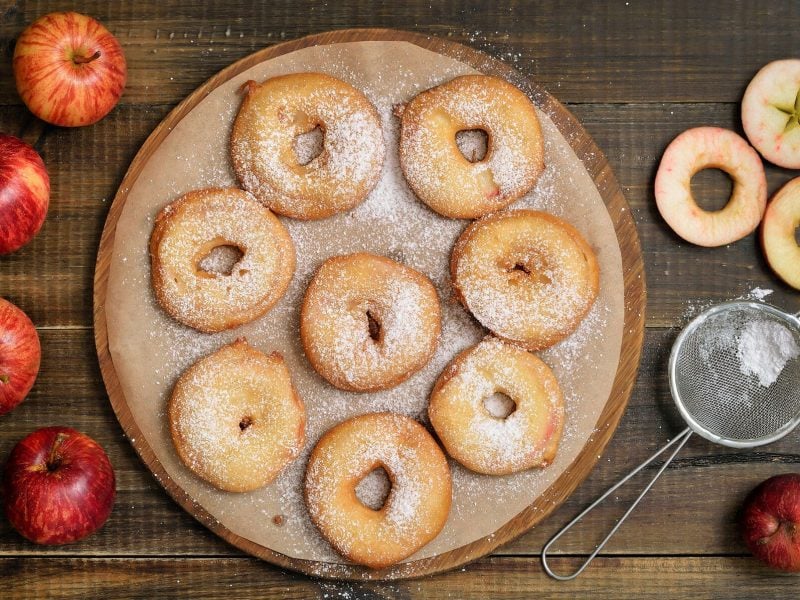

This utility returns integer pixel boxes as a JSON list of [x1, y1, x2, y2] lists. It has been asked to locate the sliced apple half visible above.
[[762, 177, 800, 290], [742, 59, 800, 169]]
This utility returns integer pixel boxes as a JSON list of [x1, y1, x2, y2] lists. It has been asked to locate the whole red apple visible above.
[[742, 473, 800, 572], [0, 134, 49, 254], [13, 12, 127, 127], [3, 427, 115, 545], [0, 297, 40, 415]]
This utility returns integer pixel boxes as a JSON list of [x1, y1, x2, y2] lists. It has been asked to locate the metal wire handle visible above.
[[541, 427, 693, 580]]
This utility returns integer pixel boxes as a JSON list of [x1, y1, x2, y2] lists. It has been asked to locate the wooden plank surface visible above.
[[1, 0, 799, 596], [2, 557, 798, 599]]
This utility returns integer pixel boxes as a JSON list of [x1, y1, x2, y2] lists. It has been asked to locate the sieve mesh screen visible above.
[[673, 303, 800, 444]]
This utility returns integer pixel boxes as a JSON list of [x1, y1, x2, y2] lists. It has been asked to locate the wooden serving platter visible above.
[[93, 28, 646, 580]]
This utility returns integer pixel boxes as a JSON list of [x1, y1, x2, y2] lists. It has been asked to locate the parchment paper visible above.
[[105, 41, 624, 563]]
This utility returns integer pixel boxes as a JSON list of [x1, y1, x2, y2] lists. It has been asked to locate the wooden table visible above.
[[2, 1, 799, 597]]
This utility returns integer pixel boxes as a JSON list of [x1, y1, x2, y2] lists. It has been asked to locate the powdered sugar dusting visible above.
[[737, 319, 800, 387], [400, 75, 541, 215], [231, 76, 385, 217], [105, 42, 625, 566], [301, 256, 439, 390]]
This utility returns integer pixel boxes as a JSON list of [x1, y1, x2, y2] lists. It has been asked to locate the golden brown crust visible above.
[[450, 209, 599, 351], [428, 337, 565, 475], [398, 74, 544, 219], [149, 188, 295, 333], [304, 412, 452, 569], [230, 72, 385, 220], [169, 339, 306, 493], [299, 253, 442, 392]]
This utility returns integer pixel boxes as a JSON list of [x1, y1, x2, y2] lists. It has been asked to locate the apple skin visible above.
[[0, 297, 41, 416], [742, 473, 800, 572], [2, 427, 115, 545], [741, 59, 800, 169], [761, 177, 800, 291], [0, 134, 50, 254], [13, 12, 127, 127]]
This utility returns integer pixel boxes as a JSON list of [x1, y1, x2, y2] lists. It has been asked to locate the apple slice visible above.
[[742, 59, 800, 169], [654, 127, 767, 247], [762, 176, 800, 290]]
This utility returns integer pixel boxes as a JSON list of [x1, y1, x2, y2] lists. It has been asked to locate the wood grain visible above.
[[2, 1, 798, 105], [92, 29, 644, 579], [1, 557, 795, 599]]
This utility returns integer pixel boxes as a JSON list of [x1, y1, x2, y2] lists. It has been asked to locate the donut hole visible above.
[[502, 255, 552, 286], [355, 466, 392, 511], [366, 309, 383, 343], [512, 262, 531, 275], [239, 415, 254, 432], [690, 168, 734, 212], [294, 125, 325, 166], [483, 392, 517, 419], [197, 244, 245, 277], [795, 225, 800, 247], [456, 129, 489, 162]]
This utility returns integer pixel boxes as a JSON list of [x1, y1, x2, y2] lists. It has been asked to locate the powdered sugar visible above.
[[737, 319, 800, 387], [105, 42, 624, 566], [231, 76, 385, 217]]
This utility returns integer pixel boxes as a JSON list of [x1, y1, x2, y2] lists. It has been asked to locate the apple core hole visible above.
[[355, 467, 391, 511], [239, 416, 253, 431], [484, 392, 517, 419], [513, 263, 531, 275], [366, 310, 382, 342], [690, 168, 734, 212], [198, 245, 244, 276], [294, 126, 324, 165], [456, 129, 489, 162]]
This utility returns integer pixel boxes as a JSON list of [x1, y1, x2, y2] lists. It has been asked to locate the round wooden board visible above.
[[93, 28, 646, 581]]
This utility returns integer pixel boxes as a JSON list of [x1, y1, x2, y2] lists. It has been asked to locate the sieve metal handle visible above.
[[541, 427, 693, 580]]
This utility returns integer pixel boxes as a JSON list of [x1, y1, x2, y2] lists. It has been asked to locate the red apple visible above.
[[742, 473, 800, 572], [0, 297, 40, 415], [13, 12, 127, 127], [2, 427, 115, 545], [0, 134, 49, 254]]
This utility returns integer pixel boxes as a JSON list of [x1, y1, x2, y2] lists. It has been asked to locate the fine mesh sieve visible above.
[[670, 302, 800, 447], [542, 301, 800, 580]]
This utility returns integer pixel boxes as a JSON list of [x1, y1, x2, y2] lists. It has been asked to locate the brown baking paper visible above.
[[105, 41, 624, 563]]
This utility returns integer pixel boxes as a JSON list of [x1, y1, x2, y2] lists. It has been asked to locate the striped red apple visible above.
[[3, 427, 115, 545], [0, 297, 40, 416], [13, 12, 127, 127], [0, 134, 49, 255]]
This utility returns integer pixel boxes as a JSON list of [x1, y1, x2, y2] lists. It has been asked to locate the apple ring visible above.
[[231, 72, 385, 220], [304, 412, 452, 569], [300, 253, 441, 392], [397, 74, 544, 219], [451, 209, 599, 351], [149, 188, 295, 333], [428, 337, 565, 475], [655, 127, 767, 247], [762, 177, 800, 290], [169, 339, 306, 493]]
